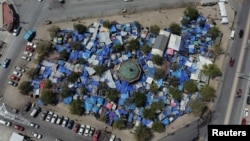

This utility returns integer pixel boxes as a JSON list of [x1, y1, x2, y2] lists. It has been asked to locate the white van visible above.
[[30, 107, 41, 117], [0, 119, 11, 126], [230, 30, 235, 39]]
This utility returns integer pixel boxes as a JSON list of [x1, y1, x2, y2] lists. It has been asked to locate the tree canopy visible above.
[[150, 25, 160, 35], [202, 64, 222, 79], [47, 25, 60, 38], [169, 23, 181, 35], [43, 79, 53, 89], [94, 65, 107, 76], [152, 55, 163, 66], [40, 90, 57, 105], [152, 121, 165, 133], [207, 26, 221, 40], [134, 125, 152, 141], [36, 41, 52, 56], [67, 72, 81, 83], [112, 119, 124, 130], [70, 99, 83, 115], [141, 44, 151, 55], [184, 6, 199, 20], [59, 86, 72, 98], [59, 50, 69, 61], [26, 68, 39, 79], [200, 84, 216, 102], [149, 83, 159, 94], [184, 80, 197, 94], [143, 108, 155, 120], [103, 20, 111, 28], [151, 100, 165, 111], [168, 87, 182, 101], [18, 81, 33, 95], [74, 24, 87, 34], [128, 92, 146, 107], [106, 89, 120, 102], [154, 68, 165, 80], [126, 39, 140, 52], [69, 41, 82, 50], [188, 99, 206, 117]]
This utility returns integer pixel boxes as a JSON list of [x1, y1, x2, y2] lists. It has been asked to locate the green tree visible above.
[[149, 83, 159, 94], [47, 25, 60, 38], [169, 23, 181, 35], [141, 44, 151, 55], [103, 20, 111, 28], [36, 41, 52, 56], [207, 26, 221, 40], [152, 55, 163, 66], [112, 44, 124, 53], [152, 121, 165, 133], [106, 89, 119, 102], [70, 99, 83, 115], [183, 80, 197, 94], [74, 24, 87, 34], [181, 18, 189, 26], [129, 92, 146, 107], [154, 68, 165, 80], [184, 6, 199, 20], [134, 21, 141, 29], [43, 79, 53, 89], [168, 87, 182, 101], [94, 65, 106, 76], [202, 64, 222, 79], [78, 86, 87, 95], [150, 25, 160, 35], [18, 81, 33, 95], [200, 84, 216, 102], [59, 86, 71, 98], [59, 50, 69, 61], [67, 72, 81, 83], [188, 99, 206, 117], [143, 108, 155, 120], [77, 58, 88, 64], [134, 125, 152, 141], [208, 43, 224, 59], [126, 39, 140, 52], [151, 100, 165, 111], [168, 76, 179, 87], [112, 119, 124, 130], [171, 62, 178, 71], [26, 68, 39, 79], [40, 90, 57, 105], [69, 41, 82, 50]]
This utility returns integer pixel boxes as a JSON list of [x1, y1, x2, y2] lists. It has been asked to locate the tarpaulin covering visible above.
[[64, 97, 72, 104]]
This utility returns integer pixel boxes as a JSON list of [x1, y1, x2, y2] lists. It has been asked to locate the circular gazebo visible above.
[[119, 60, 142, 83]]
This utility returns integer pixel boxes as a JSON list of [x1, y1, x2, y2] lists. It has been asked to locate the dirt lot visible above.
[[3, 3, 235, 141]]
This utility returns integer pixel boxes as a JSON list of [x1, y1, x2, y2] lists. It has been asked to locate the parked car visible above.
[[56, 115, 63, 125], [28, 122, 39, 128], [40, 110, 48, 120], [21, 55, 31, 62], [10, 75, 20, 81], [8, 80, 18, 87], [13, 70, 22, 77], [247, 96, 250, 105], [73, 123, 80, 133], [67, 120, 74, 129], [0, 119, 11, 126], [61, 117, 69, 127], [25, 46, 35, 52], [23, 51, 33, 57], [14, 125, 25, 131], [15, 66, 25, 73], [13, 26, 22, 36], [84, 125, 91, 136], [23, 102, 32, 112], [244, 108, 249, 117], [92, 130, 100, 141], [78, 124, 85, 135], [31, 132, 42, 139], [89, 127, 95, 136], [2, 58, 10, 68], [109, 134, 116, 141], [46, 111, 54, 122], [51, 113, 58, 124], [30, 107, 41, 117]]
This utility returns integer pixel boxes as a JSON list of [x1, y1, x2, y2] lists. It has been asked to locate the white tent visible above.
[[218, 2, 227, 17], [168, 34, 182, 51]]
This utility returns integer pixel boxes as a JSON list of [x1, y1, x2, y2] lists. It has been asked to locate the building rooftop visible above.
[[119, 60, 142, 83]]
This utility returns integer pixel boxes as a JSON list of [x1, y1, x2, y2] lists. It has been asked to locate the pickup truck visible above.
[[24, 30, 36, 41]]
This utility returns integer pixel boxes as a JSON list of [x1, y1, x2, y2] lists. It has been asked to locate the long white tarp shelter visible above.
[[168, 34, 181, 51], [218, 2, 227, 17]]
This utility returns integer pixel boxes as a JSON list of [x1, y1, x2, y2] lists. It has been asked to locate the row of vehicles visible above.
[[8, 65, 26, 87]]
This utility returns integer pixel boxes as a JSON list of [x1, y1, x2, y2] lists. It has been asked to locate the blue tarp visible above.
[[63, 97, 72, 104]]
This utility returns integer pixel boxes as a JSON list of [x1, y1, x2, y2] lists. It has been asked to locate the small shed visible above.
[[151, 34, 169, 56]]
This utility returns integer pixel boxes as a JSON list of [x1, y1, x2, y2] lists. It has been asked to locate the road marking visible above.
[[224, 10, 250, 124]]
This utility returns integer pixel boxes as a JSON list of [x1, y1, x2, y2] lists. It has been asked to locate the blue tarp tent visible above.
[[63, 97, 72, 104]]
